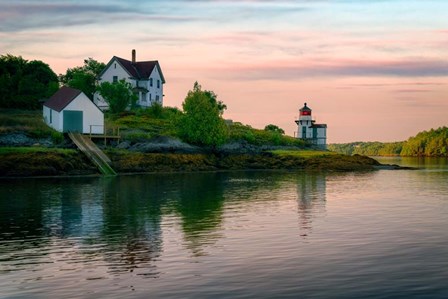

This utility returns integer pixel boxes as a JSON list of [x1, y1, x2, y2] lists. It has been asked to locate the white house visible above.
[[94, 49, 165, 110], [43, 86, 104, 134], [295, 103, 327, 149]]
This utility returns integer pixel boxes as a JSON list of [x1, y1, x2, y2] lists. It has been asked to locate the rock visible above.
[[0, 133, 37, 146], [127, 136, 202, 153], [117, 141, 131, 149]]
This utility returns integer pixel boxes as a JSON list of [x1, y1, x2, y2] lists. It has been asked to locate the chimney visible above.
[[132, 49, 136, 64]]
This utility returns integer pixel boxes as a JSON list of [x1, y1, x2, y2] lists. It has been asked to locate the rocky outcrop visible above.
[[0, 133, 53, 147], [120, 136, 202, 154]]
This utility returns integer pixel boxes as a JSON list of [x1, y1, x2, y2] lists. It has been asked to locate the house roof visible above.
[[44, 86, 82, 112], [102, 56, 166, 84]]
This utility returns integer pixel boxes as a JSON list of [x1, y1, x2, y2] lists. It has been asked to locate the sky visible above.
[[1, 0, 448, 143]]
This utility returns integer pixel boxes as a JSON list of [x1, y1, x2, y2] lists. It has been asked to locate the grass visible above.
[[0, 108, 63, 141], [270, 149, 336, 158], [0, 147, 76, 155], [0, 109, 51, 136]]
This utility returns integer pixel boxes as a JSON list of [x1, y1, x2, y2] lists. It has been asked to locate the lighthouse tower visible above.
[[295, 103, 327, 149]]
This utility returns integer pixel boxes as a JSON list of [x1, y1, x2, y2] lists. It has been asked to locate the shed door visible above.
[[63, 110, 83, 133], [312, 128, 318, 139]]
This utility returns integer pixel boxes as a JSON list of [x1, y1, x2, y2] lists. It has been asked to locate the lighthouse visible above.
[[295, 103, 327, 149]]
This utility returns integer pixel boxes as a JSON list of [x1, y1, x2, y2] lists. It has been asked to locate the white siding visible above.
[[43, 106, 62, 132], [94, 58, 136, 110], [100, 59, 133, 86], [64, 93, 104, 134]]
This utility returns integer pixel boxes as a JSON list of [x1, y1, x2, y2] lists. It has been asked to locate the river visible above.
[[1, 158, 447, 298]]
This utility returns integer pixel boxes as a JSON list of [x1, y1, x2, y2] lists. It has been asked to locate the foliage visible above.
[[59, 58, 105, 99], [328, 141, 403, 156], [179, 82, 228, 147], [106, 106, 183, 140], [264, 124, 285, 135], [0, 54, 59, 109], [97, 79, 138, 114], [193, 81, 227, 116], [229, 122, 306, 147], [329, 126, 448, 157], [401, 127, 448, 157]]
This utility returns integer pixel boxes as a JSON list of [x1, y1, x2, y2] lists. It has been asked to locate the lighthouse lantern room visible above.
[[295, 102, 327, 149]]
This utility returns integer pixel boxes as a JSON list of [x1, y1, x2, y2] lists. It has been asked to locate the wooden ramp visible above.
[[68, 132, 117, 176]]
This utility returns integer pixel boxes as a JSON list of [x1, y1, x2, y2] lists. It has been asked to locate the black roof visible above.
[[300, 102, 311, 111]]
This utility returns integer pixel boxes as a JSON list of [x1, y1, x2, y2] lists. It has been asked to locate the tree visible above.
[[264, 124, 285, 135], [193, 81, 227, 116], [180, 82, 228, 147], [59, 58, 105, 100], [96, 79, 137, 114], [0, 54, 58, 109]]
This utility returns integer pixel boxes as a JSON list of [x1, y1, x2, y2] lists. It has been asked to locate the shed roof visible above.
[[44, 86, 82, 112]]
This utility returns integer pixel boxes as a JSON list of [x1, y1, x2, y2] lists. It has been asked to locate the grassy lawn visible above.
[[270, 149, 337, 158]]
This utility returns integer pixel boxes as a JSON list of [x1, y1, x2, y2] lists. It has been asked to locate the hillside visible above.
[[0, 108, 390, 177], [328, 127, 448, 157]]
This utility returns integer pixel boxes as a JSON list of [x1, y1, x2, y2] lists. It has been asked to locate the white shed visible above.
[[43, 86, 104, 134]]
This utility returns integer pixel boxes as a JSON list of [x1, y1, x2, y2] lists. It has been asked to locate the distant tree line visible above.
[[328, 127, 448, 157]]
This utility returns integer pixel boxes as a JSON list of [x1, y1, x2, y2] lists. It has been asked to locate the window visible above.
[[156, 95, 160, 102], [49, 110, 52, 124], [113, 76, 118, 83], [114, 63, 116, 69], [157, 80, 160, 88], [149, 94, 152, 101], [150, 78, 153, 87]]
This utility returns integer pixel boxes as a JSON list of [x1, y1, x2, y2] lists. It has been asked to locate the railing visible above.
[[89, 125, 121, 145]]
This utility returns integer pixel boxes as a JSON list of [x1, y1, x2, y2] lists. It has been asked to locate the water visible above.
[[1, 158, 447, 298]]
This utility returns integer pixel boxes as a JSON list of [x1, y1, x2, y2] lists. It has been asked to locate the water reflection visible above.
[[296, 174, 326, 237], [0, 172, 331, 276]]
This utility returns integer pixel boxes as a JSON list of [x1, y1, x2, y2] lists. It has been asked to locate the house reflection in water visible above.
[[296, 174, 327, 238]]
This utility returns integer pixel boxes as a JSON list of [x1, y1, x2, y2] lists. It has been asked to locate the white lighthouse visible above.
[[295, 103, 327, 149]]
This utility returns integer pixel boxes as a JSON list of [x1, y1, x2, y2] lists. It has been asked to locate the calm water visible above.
[[1, 158, 447, 299]]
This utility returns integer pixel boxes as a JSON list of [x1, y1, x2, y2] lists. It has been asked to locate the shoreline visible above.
[[0, 147, 409, 178]]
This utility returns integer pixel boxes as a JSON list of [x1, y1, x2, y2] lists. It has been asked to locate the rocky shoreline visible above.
[[0, 133, 407, 178]]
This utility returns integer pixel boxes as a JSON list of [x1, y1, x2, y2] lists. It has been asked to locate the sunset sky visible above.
[[1, 0, 447, 143]]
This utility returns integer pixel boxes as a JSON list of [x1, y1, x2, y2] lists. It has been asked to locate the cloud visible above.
[[211, 58, 448, 80], [0, 2, 197, 32]]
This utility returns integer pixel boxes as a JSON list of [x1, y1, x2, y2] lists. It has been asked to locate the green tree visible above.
[[192, 81, 227, 116], [96, 79, 137, 114], [59, 58, 105, 100], [264, 124, 285, 135], [180, 82, 228, 147], [0, 54, 58, 109]]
